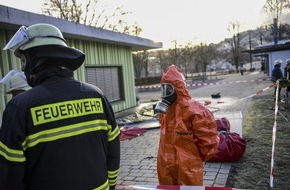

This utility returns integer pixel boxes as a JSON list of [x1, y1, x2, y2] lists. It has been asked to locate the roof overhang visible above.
[[242, 40, 290, 54], [0, 5, 162, 51]]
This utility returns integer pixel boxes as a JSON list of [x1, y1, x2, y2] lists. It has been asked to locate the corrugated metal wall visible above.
[[66, 39, 137, 112], [0, 29, 137, 125]]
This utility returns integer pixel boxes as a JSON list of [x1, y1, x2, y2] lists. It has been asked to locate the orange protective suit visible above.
[[157, 65, 219, 186]]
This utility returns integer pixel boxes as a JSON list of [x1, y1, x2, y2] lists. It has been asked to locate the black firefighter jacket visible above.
[[0, 73, 120, 190]]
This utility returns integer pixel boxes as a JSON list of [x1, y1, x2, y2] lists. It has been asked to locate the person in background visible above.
[[284, 59, 290, 92], [0, 70, 30, 98], [154, 65, 219, 186], [0, 23, 120, 190], [240, 65, 244, 75], [271, 60, 283, 100]]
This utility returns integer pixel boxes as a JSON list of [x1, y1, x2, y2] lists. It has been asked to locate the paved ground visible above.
[[115, 70, 274, 189]]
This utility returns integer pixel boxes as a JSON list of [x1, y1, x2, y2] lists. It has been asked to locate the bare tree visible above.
[[170, 40, 183, 68], [179, 43, 194, 78], [263, 0, 290, 42], [133, 51, 149, 79], [264, 22, 290, 41], [129, 23, 142, 36], [226, 22, 244, 71], [190, 42, 217, 81], [42, 0, 142, 34], [263, 0, 290, 21], [153, 50, 169, 75]]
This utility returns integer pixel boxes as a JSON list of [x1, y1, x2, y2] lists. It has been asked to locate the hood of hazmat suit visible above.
[[157, 65, 219, 186]]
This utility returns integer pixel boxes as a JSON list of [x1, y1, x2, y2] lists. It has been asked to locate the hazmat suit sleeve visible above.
[[188, 100, 219, 161]]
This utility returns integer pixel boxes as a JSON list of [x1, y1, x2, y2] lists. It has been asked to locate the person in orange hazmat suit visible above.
[[154, 65, 219, 186]]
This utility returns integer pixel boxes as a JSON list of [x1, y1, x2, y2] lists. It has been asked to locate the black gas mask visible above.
[[154, 83, 177, 114]]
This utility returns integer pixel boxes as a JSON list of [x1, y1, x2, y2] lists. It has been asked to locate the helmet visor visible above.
[[161, 83, 175, 98], [3, 26, 32, 51]]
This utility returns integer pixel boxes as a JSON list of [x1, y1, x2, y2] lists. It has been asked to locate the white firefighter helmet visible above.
[[0, 70, 30, 94], [3, 23, 67, 57], [3, 23, 85, 71], [274, 60, 283, 66]]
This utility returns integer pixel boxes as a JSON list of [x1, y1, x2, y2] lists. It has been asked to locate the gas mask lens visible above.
[[155, 83, 177, 114], [161, 83, 175, 98]]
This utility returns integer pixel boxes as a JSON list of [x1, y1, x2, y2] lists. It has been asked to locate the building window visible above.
[[85, 66, 123, 102]]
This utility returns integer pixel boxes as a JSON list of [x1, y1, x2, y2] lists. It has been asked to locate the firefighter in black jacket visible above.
[[271, 60, 283, 100], [0, 23, 120, 190]]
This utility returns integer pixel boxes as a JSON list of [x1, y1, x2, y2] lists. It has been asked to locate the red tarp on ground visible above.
[[120, 127, 147, 141], [208, 117, 246, 162]]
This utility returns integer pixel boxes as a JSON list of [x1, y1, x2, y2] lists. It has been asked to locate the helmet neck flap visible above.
[[22, 45, 79, 86]]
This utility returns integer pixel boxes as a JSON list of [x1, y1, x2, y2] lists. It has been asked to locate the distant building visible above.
[[243, 39, 290, 77]]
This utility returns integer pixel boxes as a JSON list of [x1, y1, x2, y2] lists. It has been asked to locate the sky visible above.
[[0, 0, 268, 49]]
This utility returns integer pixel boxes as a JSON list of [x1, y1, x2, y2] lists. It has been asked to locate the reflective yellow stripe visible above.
[[108, 169, 119, 186], [109, 180, 117, 186], [0, 141, 26, 162], [30, 98, 104, 126], [93, 179, 109, 190], [108, 169, 119, 178], [22, 120, 111, 150], [108, 126, 120, 142]]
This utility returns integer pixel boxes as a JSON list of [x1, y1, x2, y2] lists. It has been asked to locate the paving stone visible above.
[[129, 172, 144, 177], [218, 168, 230, 174], [204, 171, 217, 176], [121, 176, 136, 181], [203, 167, 219, 172], [145, 178, 159, 183], [142, 173, 156, 178], [203, 180, 214, 186], [214, 177, 228, 185], [217, 173, 229, 179], [121, 181, 137, 185], [204, 175, 217, 180]]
